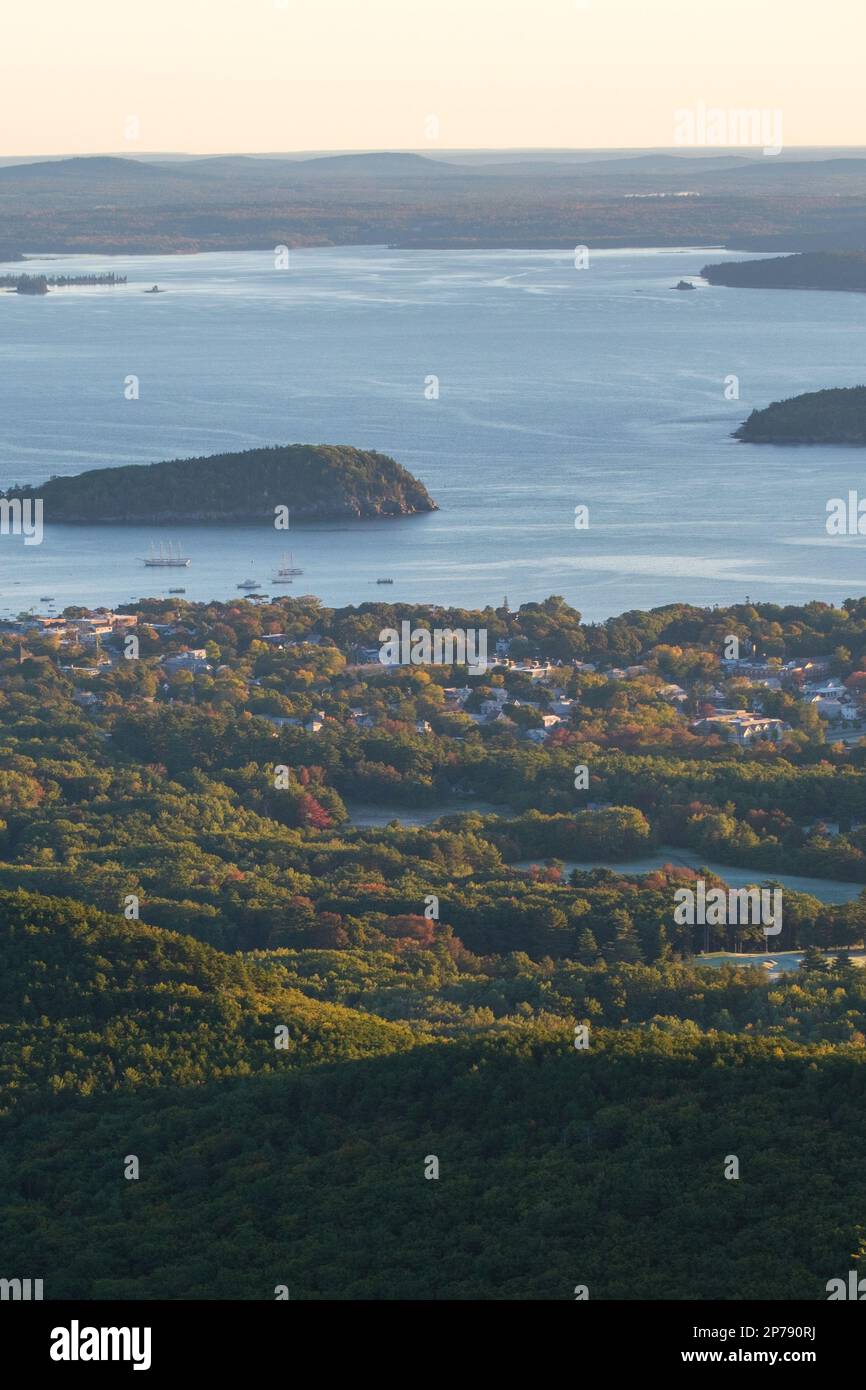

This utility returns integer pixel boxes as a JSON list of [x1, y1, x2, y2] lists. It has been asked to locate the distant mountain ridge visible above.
[[4, 152, 866, 255]]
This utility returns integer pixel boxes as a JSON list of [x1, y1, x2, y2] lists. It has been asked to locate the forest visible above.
[[702, 250, 866, 291], [3, 152, 866, 255], [3, 592, 866, 1297], [0, 271, 127, 292], [4, 445, 437, 523], [735, 385, 866, 444]]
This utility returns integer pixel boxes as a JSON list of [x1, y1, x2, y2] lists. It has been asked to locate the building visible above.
[[691, 710, 790, 745]]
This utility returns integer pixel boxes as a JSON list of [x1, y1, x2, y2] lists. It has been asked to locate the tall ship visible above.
[[140, 542, 191, 568], [271, 551, 304, 582]]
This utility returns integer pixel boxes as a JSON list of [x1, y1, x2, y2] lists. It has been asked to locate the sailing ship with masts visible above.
[[271, 551, 303, 582], [140, 541, 191, 568]]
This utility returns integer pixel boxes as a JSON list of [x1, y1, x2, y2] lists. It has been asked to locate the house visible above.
[[803, 679, 847, 699], [479, 698, 504, 716], [808, 696, 858, 721], [783, 658, 831, 680], [348, 709, 376, 730], [163, 650, 212, 674], [720, 659, 780, 680], [691, 710, 790, 745], [509, 661, 557, 680]]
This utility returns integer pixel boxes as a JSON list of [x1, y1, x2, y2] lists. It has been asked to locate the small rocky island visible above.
[[701, 251, 866, 292], [3, 444, 439, 522], [673, 280, 696, 291], [734, 386, 866, 444]]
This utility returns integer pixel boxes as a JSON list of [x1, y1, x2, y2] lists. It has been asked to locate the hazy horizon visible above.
[[2, 0, 864, 157], [4, 144, 866, 169]]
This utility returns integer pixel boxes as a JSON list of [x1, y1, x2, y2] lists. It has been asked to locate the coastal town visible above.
[[6, 602, 863, 750]]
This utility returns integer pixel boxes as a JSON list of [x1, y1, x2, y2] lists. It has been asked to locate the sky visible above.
[[1, 0, 864, 157]]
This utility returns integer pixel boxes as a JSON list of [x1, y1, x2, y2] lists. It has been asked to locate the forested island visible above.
[[702, 251, 866, 292], [735, 386, 866, 444], [6, 444, 438, 522], [0, 270, 127, 293], [3, 591, 866, 1298]]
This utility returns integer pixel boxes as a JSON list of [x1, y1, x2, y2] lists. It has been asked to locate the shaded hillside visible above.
[[6, 444, 437, 523], [1, 1025, 864, 1299], [0, 890, 416, 1108], [734, 386, 866, 444], [702, 251, 866, 291]]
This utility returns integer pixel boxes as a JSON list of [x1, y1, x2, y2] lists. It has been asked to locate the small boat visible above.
[[376, 578, 394, 585], [140, 542, 190, 568], [272, 551, 303, 579], [144, 285, 162, 294], [39, 596, 55, 602], [237, 579, 260, 590], [168, 587, 186, 594]]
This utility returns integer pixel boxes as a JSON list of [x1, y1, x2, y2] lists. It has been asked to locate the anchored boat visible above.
[[271, 551, 303, 581], [140, 542, 190, 568]]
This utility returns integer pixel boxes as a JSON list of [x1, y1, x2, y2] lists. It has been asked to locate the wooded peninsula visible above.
[[735, 386, 866, 444], [0, 271, 127, 293], [702, 251, 866, 292]]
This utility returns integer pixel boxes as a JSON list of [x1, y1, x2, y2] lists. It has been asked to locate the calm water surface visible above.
[[2, 244, 866, 617]]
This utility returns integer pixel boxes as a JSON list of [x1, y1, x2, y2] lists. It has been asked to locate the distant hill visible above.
[[734, 386, 866, 444], [278, 151, 457, 179], [6, 444, 438, 523], [702, 251, 866, 291], [0, 155, 167, 184], [3, 152, 866, 255], [0, 890, 416, 1108]]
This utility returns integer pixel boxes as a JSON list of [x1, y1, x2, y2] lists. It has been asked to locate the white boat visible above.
[[272, 551, 303, 579], [140, 542, 190, 568], [237, 579, 260, 590]]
